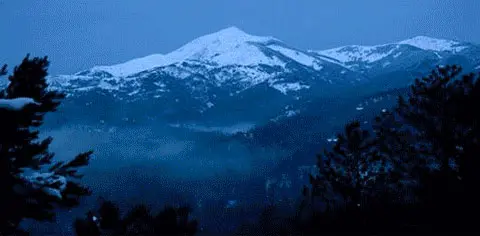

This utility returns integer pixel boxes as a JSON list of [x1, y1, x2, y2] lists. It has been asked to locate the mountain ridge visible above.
[[73, 27, 472, 78], [49, 26, 480, 99], [43, 26, 480, 127]]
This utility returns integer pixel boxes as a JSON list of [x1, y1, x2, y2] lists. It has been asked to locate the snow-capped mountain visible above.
[[316, 36, 469, 65], [47, 27, 367, 126], [79, 26, 328, 77], [50, 27, 356, 96], [46, 27, 480, 127], [312, 36, 480, 76], [85, 27, 284, 77]]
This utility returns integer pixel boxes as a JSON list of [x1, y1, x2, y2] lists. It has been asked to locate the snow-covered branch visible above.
[[16, 169, 67, 199], [0, 97, 40, 111]]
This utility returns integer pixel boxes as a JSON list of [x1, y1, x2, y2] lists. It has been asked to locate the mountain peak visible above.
[[187, 26, 278, 46], [404, 35, 444, 41], [213, 26, 249, 37], [86, 27, 284, 77], [397, 35, 465, 52]]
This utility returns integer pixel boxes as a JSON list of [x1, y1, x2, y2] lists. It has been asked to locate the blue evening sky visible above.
[[1, 0, 479, 74]]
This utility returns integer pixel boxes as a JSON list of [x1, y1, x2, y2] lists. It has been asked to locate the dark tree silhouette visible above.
[[294, 65, 480, 235], [0, 55, 92, 234], [74, 199, 198, 236], [392, 65, 480, 231]]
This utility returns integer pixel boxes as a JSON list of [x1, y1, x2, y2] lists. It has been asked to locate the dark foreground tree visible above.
[[74, 199, 198, 236], [293, 65, 480, 235], [0, 55, 92, 234], [392, 65, 480, 231]]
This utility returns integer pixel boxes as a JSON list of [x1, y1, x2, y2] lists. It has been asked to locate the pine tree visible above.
[[393, 65, 480, 230], [304, 120, 401, 233], [0, 55, 92, 234], [303, 65, 480, 233]]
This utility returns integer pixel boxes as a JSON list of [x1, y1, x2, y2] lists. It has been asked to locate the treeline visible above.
[[1, 56, 479, 235]]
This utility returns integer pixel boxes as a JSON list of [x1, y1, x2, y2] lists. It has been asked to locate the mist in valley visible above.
[[26, 118, 303, 233]]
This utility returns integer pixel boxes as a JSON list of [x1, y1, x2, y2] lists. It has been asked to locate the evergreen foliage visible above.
[[0, 55, 92, 234], [293, 65, 480, 234]]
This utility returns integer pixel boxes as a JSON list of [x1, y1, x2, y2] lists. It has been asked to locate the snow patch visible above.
[[75, 86, 96, 92], [272, 82, 310, 95], [0, 97, 40, 111], [18, 170, 67, 199], [98, 81, 120, 91], [285, 110, 299, 117], [172, 123, 255, 135], [127, 89, 140, 96], [316, 45, 397, 65], [393, 52, 402, 58], [214, 66, 280, 85], [267, 45, 322, 69], [327, 138, 338, 143], [153, 81, 166, 87]]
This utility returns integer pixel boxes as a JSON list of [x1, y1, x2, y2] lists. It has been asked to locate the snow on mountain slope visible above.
[[313, 36, 470, 67], [271, 82, 311, 95], [397, 36, 467, 52], [87, 27, 286, 77], [52, 26, 354, 99], [167, 26, 280, 66], [85, 54, 166, 78], [42, 27, 480, 127], [315, 44, 398, 65], [267, 44, 324, 70], [49, 28, 479, 103], [81, 26, 332, 79]]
